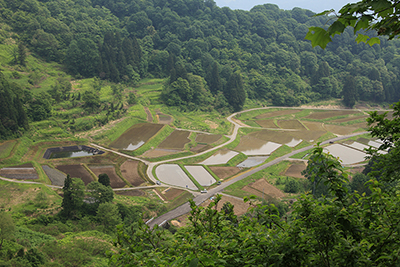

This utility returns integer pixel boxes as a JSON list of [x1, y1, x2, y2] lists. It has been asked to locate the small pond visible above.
[[43, 145, 104, 159], [237, 156, 269, 168]]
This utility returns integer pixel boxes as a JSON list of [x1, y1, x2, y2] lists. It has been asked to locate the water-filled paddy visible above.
[[346, 141, 370, 152], [185, 166, 216, 186], [237, 156, 269, 167], [302, 121, 326, 132], [195, 133, 222, 144], [237, 139, 281, 156], [158, 130, 190, 150], [43, 145, 104, 159], [323, 144, 367, 165], [305, 110, 359, 120], [109, 123, 163, 150], [200, 149, 239, 165], [324, 124, 359, 135], [155, 164, 197, 190]]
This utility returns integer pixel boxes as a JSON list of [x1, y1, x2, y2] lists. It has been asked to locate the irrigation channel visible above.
[[0, 107, 372, 227]]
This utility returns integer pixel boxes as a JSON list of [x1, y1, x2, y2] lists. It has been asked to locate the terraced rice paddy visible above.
[[42, 165, 66, 186], [195, 133, 222, 144], [284, 162, 307, 178], [157, 130, 191, 150], [120, 160, 144, 186], [242, 178, 285, 199], [255, 109, 301, 119], [109, 123, 163, 150], [0, 166, 38, 180], [155, 164, 197, 190], [209, 166, 241, 180], [255, 120, 279, 128], [277, 120, 306, 130], [200, 149, 239, 165], [156, 110, 173, 124], [323, 144, 368, 165], [305, 110, 359, 120], [184, 166, 216, 186], [89, 165, 126, 188], [237, 156, 269, 167], [56, 164, 94, 185], [323, 124, 359, 135]]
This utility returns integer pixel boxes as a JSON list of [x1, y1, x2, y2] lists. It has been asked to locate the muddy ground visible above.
[[120, 160, 145, 186], [243, 178, 285, 199], [283, 162, 307, 178], [209, 166, 241, 180], [89, 165, 126, 188], [161, 188, 185, 201], [56, 164, 94, 185]]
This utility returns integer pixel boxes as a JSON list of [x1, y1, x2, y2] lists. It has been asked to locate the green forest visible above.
[[2, 0, 400, 266]]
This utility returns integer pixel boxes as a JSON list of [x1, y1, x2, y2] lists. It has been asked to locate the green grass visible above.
[[93, 116, 146, 143], [165, 191, 193, 211], [0, 137, 33, 166], [0, 140, 17, 159], [265, 145, 292, 163], [290, 149, 313, 160], [237, 108, 279, 120], [128, 125, 175, 156], [226, 153, 247, 167], [317, 132, 337, 143], [144, 151, 194, 162]]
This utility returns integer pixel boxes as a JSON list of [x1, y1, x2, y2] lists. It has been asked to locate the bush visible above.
[[284, 178, 300, 193]]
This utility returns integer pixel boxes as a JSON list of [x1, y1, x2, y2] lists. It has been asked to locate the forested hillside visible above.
[[2, 0, 400, 116]]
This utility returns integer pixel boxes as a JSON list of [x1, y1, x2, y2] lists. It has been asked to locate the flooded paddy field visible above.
[[236, 138, 281, 155], [345, 141, 370, 152], [302, 121, 326, 132], [255, 109, 301, 119], [190, 144, 212, 153], [243, 178, 285, 199], [56, 164, 94, 185], [323, 144, 368, 165], [43, 145, 104, 159], [156, 110, 173, 124], [42, 165, 66, 186], [156, 164, 197, 190], [120, 160, 144, 186], [277, 120, 307, 130], [185, 166, 216, 186], [305, 110, 360, 120], [209, 166, 241, 180], [195, 133, 222, 144], [89, 165, 126, 188], [109, 123, 163, 150], [237, 156, 269, 167], [157, 130, 191, 150], [0, 164, 39, 180], [255, 120, 279, 128], [283, 162, 307, 178], [200, 149, 239, 165]]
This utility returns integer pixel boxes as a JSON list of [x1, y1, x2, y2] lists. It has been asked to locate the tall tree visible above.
[[224, 71, 246, 112], [208, 62, 222, 94], [343, 75, 356, 107]]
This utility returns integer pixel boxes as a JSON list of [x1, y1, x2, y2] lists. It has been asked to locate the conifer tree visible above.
[[225, 71, 246, 112], [343, 75, 356, 107], [208, 62, 222, 94]]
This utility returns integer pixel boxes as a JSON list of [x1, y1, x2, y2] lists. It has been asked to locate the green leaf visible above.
[[367, 37, 381, 46], [355, 33, 369, 44], [188, 258, 199, 267], [354, 17, 370, 33], [314, 9, 335, 16], [328, 21, 346, 36], [305, 27, 332, 49]]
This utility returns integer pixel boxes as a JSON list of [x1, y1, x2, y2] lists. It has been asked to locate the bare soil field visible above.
[[283, 162, 307, 178], [305, 110, 359, 120], [43, 165, 66, 186], [195, 133, 222, 144], [255, 109, 301, 119], [202, 195, 250, 216], [190, 144, 212, 153], [0, 167, 38, 180], [56, 164, 94, 185], [120, 160, 144, 186], [89, 165, 126, 188], [255, 120, 279, 128], [209, 166, 241, 180], [290, 130, 326, 142], [156, 110, 173, 124], [162, 188, 185, 201], [243, 178, 285, 199], [141, 149, 180, 158], [277, 120, 307, 130], [331, 115, 368, 123], [144, 107, 153, 122], [158, 130, 191, 150], [116, 190, 145, 196]]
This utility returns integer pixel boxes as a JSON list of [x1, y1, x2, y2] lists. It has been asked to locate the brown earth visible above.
[[209, 166, 241, 180], [190, 144, 212, 153], [277, 120, 307, 130], [324, 124, 359, 135], [305, 110, 359, 120], [116, 190, 145, 196], [205, 120, 218, 129], [162, 188, 185, 201], [156, 109, 173, 124], [302, 121, 326, 132], [283, 162, 307, 178], [195, 134, 222, 144], [243, 178, 285, 199], [120, 160, 145, 186], [331, 115, 368, 123], [255, 120, 279, 128], [89, 165, 126, 188], [201, 195, 251, 216], [144, 107, 153, 122], [255, 109, 301, 119], [0, 167, 38, 180], [158, 130, 191, 150], [56, 164, 94, 185], [141, 149, 180, 158]]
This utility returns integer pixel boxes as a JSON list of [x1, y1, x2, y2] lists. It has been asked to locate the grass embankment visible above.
[[128, 125, 174, 156], [179, 164, 203, 191], [0, 140, 17, 159]]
